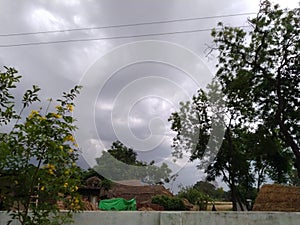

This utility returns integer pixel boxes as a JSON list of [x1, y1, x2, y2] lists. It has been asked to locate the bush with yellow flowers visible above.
[[0, 67, 82, 225]]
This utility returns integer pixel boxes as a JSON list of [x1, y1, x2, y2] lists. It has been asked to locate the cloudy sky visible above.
[[0, 0, 298, 193]]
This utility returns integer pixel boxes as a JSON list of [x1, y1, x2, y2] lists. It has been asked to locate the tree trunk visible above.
[[256, 166, 265, 193], [230, 184, 238, 211], [226, 125, 245, 211], [230, 183, 245, 211], [279, 121, 300, 178]]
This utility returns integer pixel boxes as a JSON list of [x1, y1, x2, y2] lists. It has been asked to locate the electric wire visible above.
[[0, 12, 256, 37], [0, 25, 251, 48]]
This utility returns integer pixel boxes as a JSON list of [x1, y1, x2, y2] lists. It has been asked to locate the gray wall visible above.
[[1, 211, 300, 225]]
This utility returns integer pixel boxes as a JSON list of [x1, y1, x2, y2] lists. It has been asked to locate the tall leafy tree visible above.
[[193, 181, 225, 200], [169, 80, 293, 210], [211, 0, 300, 176], [93, 140, 172, 185], [169, 82, 254, 211], [106, 140, 141, 165]]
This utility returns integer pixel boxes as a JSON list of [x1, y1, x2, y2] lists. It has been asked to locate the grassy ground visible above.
[[206, 201, 232, 211]]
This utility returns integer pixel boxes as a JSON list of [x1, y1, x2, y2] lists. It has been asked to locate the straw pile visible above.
[[253, 184, 300, 212]]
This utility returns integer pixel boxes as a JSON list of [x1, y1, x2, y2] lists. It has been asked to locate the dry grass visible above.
[[253, 184, 300, 212], [207, 201, 232, 211]]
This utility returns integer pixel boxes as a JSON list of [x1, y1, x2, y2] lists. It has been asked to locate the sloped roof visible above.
[[115, 180, 144, 186], [106, 182, 173, 208]]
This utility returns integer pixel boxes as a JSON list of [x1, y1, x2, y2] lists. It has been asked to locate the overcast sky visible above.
[[0, 0, 298, 193]]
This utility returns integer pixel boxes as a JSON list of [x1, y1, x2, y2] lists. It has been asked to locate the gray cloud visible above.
[[1, 0, 296, 190]]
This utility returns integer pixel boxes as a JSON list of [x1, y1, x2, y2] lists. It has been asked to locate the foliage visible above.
[[151, 195, 186, 211], [169, 82, 254, 210], [177, 186, 210, 210], [0, 67, 82, 225], [236, 185, 257, 209], [107, 141, 139, 165], [245, 125, 294, 189], [288, 169, 300, 186], [0, 67, 21, 125], [93, 140, 172, 185], [212, 0, 300, 176], [169, 80, 293, 210], [170, 0, 298, 210], [193, 181, 225, 200]]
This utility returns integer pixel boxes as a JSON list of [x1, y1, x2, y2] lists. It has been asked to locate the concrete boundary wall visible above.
[[1, 211, 300, 225]]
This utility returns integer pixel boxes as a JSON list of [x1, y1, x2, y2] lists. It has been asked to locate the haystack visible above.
[[253, 184, 300, 212]]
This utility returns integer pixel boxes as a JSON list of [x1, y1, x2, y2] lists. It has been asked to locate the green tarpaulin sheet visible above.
[[99, 198, 136, 211]]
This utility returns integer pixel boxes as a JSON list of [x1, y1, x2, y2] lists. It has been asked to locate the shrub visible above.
[[151, 195, 186, 211], [178, 187, 211, 210], [0, 67, 82, 225]]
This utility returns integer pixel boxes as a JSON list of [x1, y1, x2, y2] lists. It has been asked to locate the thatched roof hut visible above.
[[253, 184, 300, 212], [106, 180, 172, 209]]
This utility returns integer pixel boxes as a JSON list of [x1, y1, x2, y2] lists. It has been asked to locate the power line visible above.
[[0, 25, 251, 48], [0, 12, 255, 37]]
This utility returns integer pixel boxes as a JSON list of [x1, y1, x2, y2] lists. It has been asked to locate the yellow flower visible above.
[[40, 186, 45, 191], [46, 164, 55, 170], [64, 170, 70, 175], [67, 104, 74, 112], [64, 135, 75, 143], [55, 105, 62, 111], [46, 164, 55, 175], [71, 186, 78, 192], [68, 148, 74, 154], [63, 182, 68, 188], [52, 113, 62, 119], [59, 145, 63, 150], [72, 162, 76, 167], [28, 110, 39, 119], [39, 116, 46, 121]]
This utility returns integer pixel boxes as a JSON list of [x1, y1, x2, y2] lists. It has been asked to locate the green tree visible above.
[[0, 67, 82, 225], [169, 81, 293, 210], [107, 141, 139, 165], [177, 186, 210, 210], [211, 0, 300, 176], [93, 140, 172, 185], [193, 181, 224, 200], [245, 125, 294, 191], [169, 83, 254, 211]]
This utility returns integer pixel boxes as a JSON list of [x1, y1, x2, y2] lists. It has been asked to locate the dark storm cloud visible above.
[[3, 0, 297, 188]]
